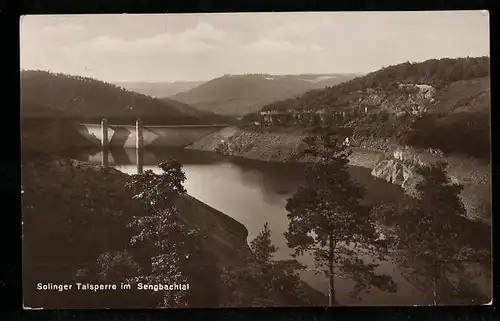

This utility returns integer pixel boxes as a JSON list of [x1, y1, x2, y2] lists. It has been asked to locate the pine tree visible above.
[[221, 223, 317, 307], [394, 161, 487, 304], [284, 133, 396, 305], [126, 160, 204, 307]]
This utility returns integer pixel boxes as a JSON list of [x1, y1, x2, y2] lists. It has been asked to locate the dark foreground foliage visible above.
[[221, 223, 326, 307], [22, 157, 324, 308]]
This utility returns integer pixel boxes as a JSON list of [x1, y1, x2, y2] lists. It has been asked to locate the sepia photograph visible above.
[[20, 11, 491, 308]]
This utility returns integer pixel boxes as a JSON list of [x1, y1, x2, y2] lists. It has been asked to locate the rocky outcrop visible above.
[[370, 147, 491, 224], [371, 154, 423, 199]]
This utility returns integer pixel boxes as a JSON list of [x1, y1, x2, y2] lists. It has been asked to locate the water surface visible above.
[[70, 147, 425, 306]]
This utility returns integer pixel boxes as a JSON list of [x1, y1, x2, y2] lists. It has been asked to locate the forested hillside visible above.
[[261, 57, 489, 112], [116, 81, 204, 98], [21, 70, 227, 125], [21, 102, 98, 156], [170, 73, 360, 116], [160, 98, 231, 121], [254, 57, 490, 160]]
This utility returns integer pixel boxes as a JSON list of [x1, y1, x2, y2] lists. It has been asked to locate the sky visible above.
[[20, 11, 490, 83]]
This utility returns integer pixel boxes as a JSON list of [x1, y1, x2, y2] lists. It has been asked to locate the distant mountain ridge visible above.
[[21, 70, 228, 125], [115, 81, 205, 98], [169, 73, 361, 116]]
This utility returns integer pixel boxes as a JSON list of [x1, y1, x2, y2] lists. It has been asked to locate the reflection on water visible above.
[[70, 147, 425, 306]]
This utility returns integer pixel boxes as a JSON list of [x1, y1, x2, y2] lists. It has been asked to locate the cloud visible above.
[[19, 12, 490, 82], [39, 23, 85, 36], [67, 22, 227, 55], [21, 22, 83, 46], [242, 38, 324, 54], [266, 17, 336, 40], [240, 16, 333, 55], [181, 22, 227, 41]]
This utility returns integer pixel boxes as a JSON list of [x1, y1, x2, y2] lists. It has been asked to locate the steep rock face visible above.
[[371, 155, 423, 199], [370, 147, 491, 224], [372, 159, 415, 185]]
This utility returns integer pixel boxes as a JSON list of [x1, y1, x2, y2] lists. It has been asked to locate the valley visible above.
[[21, 57, 492, 308]]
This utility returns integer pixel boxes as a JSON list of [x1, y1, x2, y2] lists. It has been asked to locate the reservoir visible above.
[[69, 147, 427, 305]]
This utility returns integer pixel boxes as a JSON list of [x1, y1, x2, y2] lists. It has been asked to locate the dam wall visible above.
[[76, 122, 228, 148]]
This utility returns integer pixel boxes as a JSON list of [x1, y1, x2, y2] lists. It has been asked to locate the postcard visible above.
[[20, 11, 491, 308]]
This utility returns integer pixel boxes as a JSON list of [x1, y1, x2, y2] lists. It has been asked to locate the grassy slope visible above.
[[170, 74, 359, 116], [429, 77, 490, 114], [400, 77, 490, 160]]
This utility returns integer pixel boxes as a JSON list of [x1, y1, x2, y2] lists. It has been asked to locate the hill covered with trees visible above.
[[253, 57, 490, 160], [21, 70, 229, 125], [159, 97, 232, 120], [21, 102, 100, 157], [260, 57, 489, 112], [115, 81, 204, 98], [170, 73, 360, 117]]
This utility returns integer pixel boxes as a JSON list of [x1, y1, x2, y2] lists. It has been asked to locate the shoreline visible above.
[[186, 126, 491, 225]]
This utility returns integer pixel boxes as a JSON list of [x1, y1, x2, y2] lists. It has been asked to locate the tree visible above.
[[221, 223, 319, 307], [284, 133, 397, 306], [393, 161, 489, 305], [92, 250, 142, 308], [125, 160, 205, 307]]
